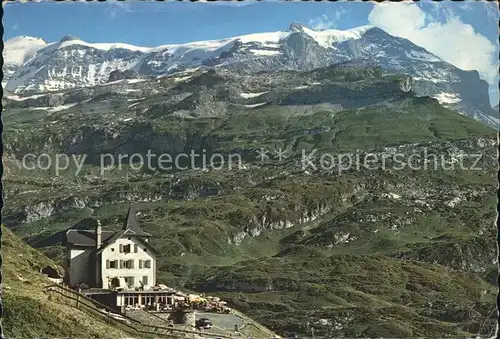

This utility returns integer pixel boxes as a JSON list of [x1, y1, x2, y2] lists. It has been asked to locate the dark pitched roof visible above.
[[65, 229, 115, 247], [66, 203, 151, 248], [72, 218, 99, 230], [123, 203, 151, 237], [66, 229, 157, 255]]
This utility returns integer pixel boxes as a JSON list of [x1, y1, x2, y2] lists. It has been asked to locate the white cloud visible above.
[[309, 15, 336, 30], [308, 8, 349, 31], [104, 0, 132, 19], [368, 2, 498, 86]]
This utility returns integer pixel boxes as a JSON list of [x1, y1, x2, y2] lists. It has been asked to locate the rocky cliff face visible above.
[[4, 65, 417, 163]]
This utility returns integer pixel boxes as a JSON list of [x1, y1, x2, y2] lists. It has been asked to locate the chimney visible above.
[[96, 220, 102, 249]]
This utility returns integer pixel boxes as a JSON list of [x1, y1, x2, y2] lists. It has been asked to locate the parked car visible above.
[[196, 317, 212, 329]]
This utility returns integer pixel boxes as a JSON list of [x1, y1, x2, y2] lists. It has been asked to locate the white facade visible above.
[[99, 236, 156, 290]]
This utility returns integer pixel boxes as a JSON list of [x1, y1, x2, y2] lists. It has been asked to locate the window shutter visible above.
[[139, 260, 143, 269], [134, 244, 138, 253], [119, 244, 123, 253], [120, 260, 123, 269], [106, 260, 110, 269], [130, 260, 134, 269]]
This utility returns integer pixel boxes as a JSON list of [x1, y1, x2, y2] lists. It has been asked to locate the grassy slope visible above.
[[2, 226, 132, 338], [191, 254, 496, 337]]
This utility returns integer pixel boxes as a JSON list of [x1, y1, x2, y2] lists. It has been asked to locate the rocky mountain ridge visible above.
[[4, 24, 498, 126]]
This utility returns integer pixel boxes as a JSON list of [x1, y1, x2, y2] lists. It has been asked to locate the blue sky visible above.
[[4, 0, 499, 105], [4, 1, 374, 45]]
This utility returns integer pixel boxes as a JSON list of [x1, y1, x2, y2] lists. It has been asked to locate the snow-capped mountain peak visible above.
[[287, 23, 377, 48], [3, 24, 496, 126], [3, 36, 46, 65], [3, 36, 48, 88]]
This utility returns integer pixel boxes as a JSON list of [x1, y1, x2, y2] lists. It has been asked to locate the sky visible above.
[[4, 0, 499, 106]]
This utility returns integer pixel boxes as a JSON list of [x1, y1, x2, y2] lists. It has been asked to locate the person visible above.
[[139, 281, 144, 291]]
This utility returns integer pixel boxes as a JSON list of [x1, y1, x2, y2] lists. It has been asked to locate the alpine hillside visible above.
[[2, 58, 498, 337], [1, 226, 134, 338]]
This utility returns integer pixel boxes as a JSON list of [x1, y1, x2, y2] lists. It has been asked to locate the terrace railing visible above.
[[45, 284, 232, 338]]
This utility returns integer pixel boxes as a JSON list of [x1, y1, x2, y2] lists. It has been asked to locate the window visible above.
[[123, 293, 139, 305], [144, 248, 148, 252], [139, 260, 150, 269], [120, 260, 134, 269], [108, 260, 117, 269], [142, 276, 148, 285], [110, 277, 120, 288], [119, 244, 132, 253], [111, 248, 115, 252], [124, 294, 134, 306], [134, 244, 138, 253], [124, 277, 135, 288]]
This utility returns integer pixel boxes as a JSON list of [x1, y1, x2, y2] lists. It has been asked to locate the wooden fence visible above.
[[45, 284, 232, 338]]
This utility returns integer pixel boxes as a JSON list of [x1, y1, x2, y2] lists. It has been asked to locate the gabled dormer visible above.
[[96, 203, 154, 255]]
